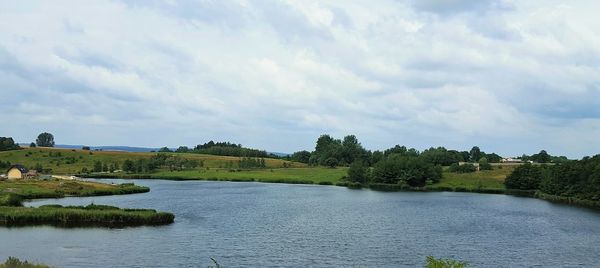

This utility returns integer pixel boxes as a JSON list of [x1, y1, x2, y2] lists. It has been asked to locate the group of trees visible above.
[[167, 141, 271, 158], [238, 157, 266, 169], [287, 135, 503, 169], [0, 133, 55, 152], [505, 155, 600, 201], [84, 154, 203, 174], [519, 150, 569, 164], [0, 137, 20, 151]]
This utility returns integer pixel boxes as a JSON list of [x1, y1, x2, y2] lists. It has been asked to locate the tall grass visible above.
[[0, 204, 174, 227], [0, 257, 49, 268]]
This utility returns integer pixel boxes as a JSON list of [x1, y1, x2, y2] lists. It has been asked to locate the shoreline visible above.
[[80, 174, 600, 210]]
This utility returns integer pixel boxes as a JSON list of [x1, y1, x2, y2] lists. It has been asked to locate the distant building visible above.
[[501, 157, 523, 163], [6, 165, 38, 180]]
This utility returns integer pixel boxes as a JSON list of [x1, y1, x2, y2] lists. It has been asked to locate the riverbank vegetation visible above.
[[505, 156, 600, 208], [0, 257, 49, 268], [0, 180, 149, 199], [0, 203, 174, 227]]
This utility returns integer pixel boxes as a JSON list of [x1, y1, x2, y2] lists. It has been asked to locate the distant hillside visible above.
[[1, 147, 305, 174], [20, 144, 162, 153]]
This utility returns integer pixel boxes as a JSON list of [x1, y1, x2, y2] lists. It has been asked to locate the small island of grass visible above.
[[0, 203, 174, 227], [0, 180, 174, 227]]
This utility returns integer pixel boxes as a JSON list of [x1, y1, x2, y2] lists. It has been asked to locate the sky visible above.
[[1, 0, 599, 158]]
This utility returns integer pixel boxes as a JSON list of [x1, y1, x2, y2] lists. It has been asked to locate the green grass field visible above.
[[0, 179, 149, 199], [0, 147, 305, 174], [89, 167, 348, 184], [436, 166, 515, 190], [2, 147, 518, 191]]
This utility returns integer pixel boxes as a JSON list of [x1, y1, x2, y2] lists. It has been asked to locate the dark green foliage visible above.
[[35, 132, 55, 147], [175, 146, 190, 153], [238, 157, 266, 169], [384, 145, 419, 157], [371, 155, 442, 186], [290, 150, 311, 164], [0, 204, 174, 227], [0, 193, 23, 207], [1, 257, 49, 268], [0, 137, 20, 151], [420, 147, 464, 166], [324, 157, 338, 168], [347, 161, 368, 183], [469, 146, 482, 162], [0, 160, 12, 169], [82, 146, 90, 150], [93, 160, 103, 172], [425, 256, 468, 268], [311, 134, 369, 166], [531, 150, 551, 163], [478, 157, 492, 171], [122, 159, 136, 172], [29, 142, 36, 148], [504, 163, 544, 190], [448, 163, 477, 173], [539, 155, 600, 201], [158, 147, 172, 152], [190, 141, 269, 157], [485, 153, 502, 163]]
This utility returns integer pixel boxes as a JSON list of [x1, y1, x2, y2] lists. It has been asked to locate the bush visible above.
[[347, 160, 368, 183], [425, 256, 468, 268], [504, 163, 544, 190], [1, 257, 49, 268], [449, 163, 477, 173], [371, 155, 442, 186]]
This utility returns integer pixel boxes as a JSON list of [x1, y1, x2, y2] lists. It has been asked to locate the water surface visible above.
[[1, 179, 600, 267]]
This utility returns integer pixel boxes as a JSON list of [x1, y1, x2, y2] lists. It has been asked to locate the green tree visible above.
[[36, 132, 55, 147], [29, 142, 36, 148], [324, 157, 338, 168], [93, 161, 103, 173], [505, 163, 544, 190], [122, 160, 135, 173], [347, 161, 368, 183], [158, 147, 172, 152], [478, 157, 492, 170], [531, 150, 551, 163], [469, 146, 482, 162], [82, 146, 90, 150], [0, 137, 20, 151], [290, 150, 311, 164]]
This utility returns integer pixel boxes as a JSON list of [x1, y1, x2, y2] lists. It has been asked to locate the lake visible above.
[[2, 179, 600, 267]]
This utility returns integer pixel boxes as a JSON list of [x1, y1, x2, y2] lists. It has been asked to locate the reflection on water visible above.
[[1, 179, 600, 267]]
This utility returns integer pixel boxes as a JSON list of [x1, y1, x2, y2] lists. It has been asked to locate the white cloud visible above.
[[1, 0, 599, 158]]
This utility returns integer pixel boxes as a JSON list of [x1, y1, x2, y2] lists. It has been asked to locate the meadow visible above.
[[1, 147, 518, 192], [0, 147, 304, 174]]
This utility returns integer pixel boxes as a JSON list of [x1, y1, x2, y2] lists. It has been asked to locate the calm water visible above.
[[2, 179, 600, 267]]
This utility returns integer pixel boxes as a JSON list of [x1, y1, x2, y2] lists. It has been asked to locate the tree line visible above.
[[162, 141, 272, 158], [505, 155, 600, 202]]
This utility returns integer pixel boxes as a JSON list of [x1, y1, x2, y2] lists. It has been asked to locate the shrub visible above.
[[505, 163, 544, 190], [425, 256, 468, 268]]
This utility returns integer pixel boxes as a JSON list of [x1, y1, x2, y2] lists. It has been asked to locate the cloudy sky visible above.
[[1, 0, 599, 158]]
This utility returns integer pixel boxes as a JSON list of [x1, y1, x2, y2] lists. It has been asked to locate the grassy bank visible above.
[[0, 257, 49, 268], [0, 204, 174, 227], [83, 167, 348, 184], [534, 192, 600, 210], [0, 180, 149, 199]]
